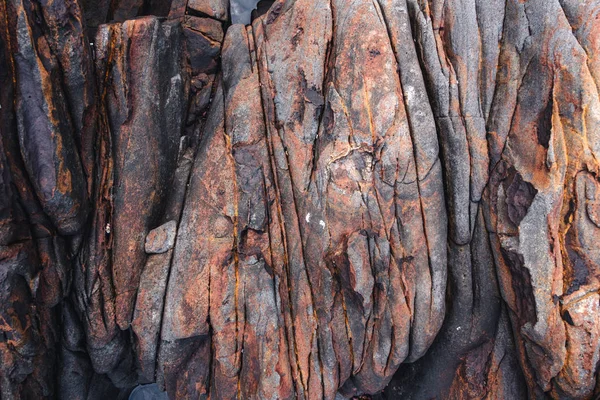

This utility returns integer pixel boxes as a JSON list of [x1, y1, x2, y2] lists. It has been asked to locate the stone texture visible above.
[[2, 0, 600, 399], [145, 221, 177, 254]]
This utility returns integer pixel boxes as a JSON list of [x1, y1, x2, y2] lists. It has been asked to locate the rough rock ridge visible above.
[[1, 0, 600, 399]]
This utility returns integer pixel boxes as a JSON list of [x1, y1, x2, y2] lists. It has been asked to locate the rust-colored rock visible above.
[[2, 0, 600, 399]]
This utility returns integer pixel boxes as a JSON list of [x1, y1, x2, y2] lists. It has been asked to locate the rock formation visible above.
[[1, 0, 600, 398]]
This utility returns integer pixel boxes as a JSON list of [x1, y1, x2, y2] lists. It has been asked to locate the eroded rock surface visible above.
[[1, 0, 600, 399]]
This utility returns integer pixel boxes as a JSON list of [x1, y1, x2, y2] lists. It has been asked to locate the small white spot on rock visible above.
[[305, 213, 311, 223], [105, 223, 111, 234], [319, 220, 326, 230], [405, 85, 416, 103]]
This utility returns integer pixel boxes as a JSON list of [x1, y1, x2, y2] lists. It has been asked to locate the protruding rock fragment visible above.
[[145, 221, 177, 254]]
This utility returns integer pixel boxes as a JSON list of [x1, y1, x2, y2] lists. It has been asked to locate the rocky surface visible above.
[[1, 0, 600, 399]]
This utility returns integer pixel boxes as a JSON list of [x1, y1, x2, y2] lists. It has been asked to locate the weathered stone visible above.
[[145, 221, 177, 254], [93, 17, 185, 331], [3, 0, 600, 398], [187, 0, 229, 21]]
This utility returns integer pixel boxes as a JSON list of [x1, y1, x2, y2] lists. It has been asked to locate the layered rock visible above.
[[2, 0, 600, 399]]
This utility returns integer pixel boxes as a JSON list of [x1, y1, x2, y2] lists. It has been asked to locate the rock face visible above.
[[1, 0, 600, 399]]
